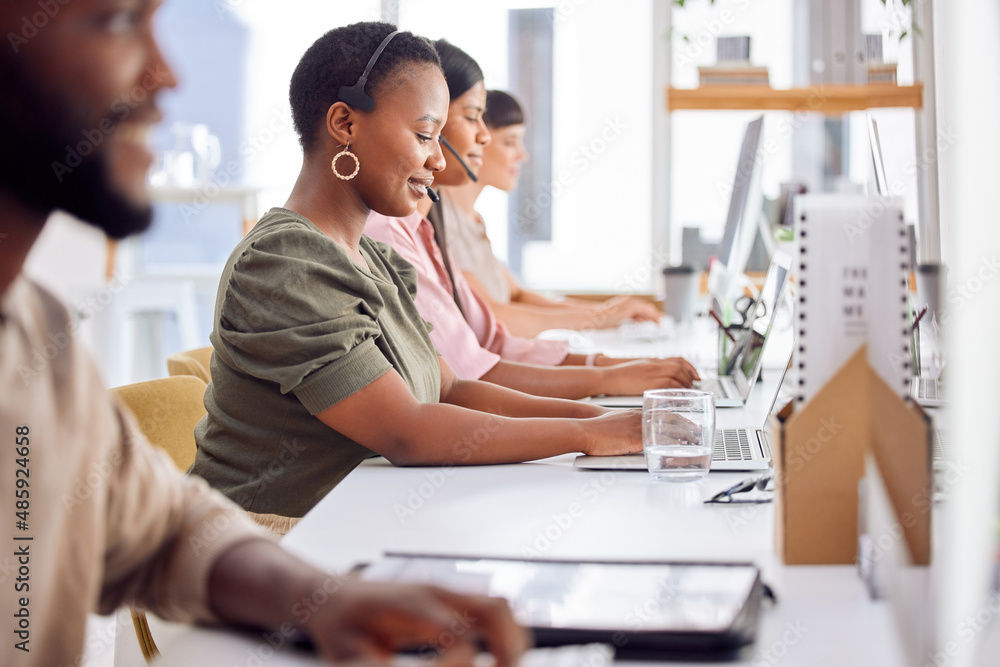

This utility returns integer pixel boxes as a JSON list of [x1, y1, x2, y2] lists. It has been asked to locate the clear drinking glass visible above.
[[642, 389, 715, 482]]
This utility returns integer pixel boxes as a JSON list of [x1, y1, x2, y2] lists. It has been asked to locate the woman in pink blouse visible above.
[[365, 43, 698, 399]]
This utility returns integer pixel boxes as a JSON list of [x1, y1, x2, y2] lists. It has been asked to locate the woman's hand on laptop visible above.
[[597, 295, 664, 325], [646, 411, 703, 445], [601, 357, 700, 395], [580, 409, 643, 456]]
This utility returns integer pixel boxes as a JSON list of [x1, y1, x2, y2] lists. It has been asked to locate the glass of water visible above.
[[642, 389, 715, 482]]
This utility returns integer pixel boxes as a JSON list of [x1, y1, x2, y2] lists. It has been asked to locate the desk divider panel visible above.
[[768, 346, 931, 565]]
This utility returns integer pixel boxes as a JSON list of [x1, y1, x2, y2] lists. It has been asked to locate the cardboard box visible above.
[[769, 347, 931, 565]]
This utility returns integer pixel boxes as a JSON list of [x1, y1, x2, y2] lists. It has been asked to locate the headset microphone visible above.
[[427, 187, 440, 203], [439, 135, 478, 183]]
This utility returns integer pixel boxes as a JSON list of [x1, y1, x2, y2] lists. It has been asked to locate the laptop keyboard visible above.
[[708, 427, 943, 465], [694, 377, 722, 398], [917, 377, 943, 401], [696, 377, 735, 400], [709, 428, 944, 463], [933, 429, 948, 461], [714, 428, 753, 461]]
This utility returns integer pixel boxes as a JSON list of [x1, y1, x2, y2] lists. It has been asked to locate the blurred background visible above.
[[25, 0, 922, 386]]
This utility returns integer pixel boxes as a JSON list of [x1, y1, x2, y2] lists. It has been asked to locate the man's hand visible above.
[[208, 540, 529, 666], [303, 580, 528, 665]]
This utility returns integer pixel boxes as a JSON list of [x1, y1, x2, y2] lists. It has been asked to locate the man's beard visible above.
[[0, 53, 153, 240]]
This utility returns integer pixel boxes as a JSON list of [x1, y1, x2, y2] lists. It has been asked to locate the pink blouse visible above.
[[365, 212, 569, 380]]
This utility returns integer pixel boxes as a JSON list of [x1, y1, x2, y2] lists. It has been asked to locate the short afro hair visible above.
[[432, 39, 484, 101], [484, 90, 525, 129], [289, 22, 440, 152]]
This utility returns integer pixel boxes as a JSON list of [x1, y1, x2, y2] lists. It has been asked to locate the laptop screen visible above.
[[735, 251, 791, 388]]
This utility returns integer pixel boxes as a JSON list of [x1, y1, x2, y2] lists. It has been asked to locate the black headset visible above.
[[336, 30, 478, 195], [336, 30, 399, 112], [439, 135, 477, 183]]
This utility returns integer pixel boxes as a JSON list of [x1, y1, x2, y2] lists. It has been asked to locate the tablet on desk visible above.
[[358, 554, 764, 657]]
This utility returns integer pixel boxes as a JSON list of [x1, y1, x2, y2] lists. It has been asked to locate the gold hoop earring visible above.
[[332, 145, 360, 180]]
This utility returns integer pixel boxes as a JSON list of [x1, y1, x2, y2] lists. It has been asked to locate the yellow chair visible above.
[[111, 375, 208, 662], [110, 373, 297, 661], [111, 375, 207, 472], [165, 346, 213, 384]]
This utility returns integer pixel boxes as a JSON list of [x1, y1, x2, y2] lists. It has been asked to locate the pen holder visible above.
[[717, 324, 747, 375]]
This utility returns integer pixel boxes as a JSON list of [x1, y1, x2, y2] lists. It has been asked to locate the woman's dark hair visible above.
[[289, 22, 440, 152], [432, 39, 484, 101], [483, 90, 525, 129]]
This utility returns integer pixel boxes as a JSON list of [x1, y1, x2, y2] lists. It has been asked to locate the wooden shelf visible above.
[[667, 84, 923, 113]]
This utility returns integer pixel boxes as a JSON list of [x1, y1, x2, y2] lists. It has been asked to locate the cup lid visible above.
[[662, 265, 696, 275]]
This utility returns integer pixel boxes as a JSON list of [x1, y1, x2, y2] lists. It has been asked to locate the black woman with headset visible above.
[[191, 22, 646, 527]]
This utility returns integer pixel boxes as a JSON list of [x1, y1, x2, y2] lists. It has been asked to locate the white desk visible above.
[[150, 374, 908, 666]]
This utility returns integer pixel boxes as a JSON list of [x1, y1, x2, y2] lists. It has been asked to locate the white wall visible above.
[[24, 213, 109, 355], [669, 0, 793, 255], [232, 0, 382, 210], [520, 0, 655, 293]]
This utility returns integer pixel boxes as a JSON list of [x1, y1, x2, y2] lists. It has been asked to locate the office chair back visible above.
[[110, 375, 208, 472], [166, 346, 213, 384], [110, 374, 209, 663]]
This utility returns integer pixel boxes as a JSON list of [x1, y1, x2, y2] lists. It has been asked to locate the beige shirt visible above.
[[438, 191, 512, 304], [0, 276, 269, 666]]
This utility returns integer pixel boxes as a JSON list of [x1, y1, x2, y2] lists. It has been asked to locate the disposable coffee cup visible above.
[[662, 265, 697, 325], [915, 264, 946, 325]]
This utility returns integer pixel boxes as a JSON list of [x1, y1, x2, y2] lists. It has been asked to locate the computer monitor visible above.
[[867, 113, 890, 198], [712, 115, 766, 307]]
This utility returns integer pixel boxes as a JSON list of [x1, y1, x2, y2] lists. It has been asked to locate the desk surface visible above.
[[152, 459, 908, 666], [151, 369, 909, 666]]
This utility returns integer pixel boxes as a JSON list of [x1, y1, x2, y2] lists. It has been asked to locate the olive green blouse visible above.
[[192, 208, 440, 518]]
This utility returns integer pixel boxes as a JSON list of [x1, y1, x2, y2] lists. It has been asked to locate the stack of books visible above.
[[864, 33, 897, 84], [699, 35, 769, 86], [698, 65, 770, 86], [867, 63, 898, 84]]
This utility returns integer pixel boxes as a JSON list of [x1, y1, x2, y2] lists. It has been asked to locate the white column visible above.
[[911, 0, 942, 264], [651, 0, 673, 278], [938, 1, 1000, 665]]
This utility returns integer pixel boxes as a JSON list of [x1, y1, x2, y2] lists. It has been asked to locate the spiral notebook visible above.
[[793, 194, 911, 404]]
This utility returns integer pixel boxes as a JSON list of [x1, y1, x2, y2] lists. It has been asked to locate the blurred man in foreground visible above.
[[0, 1, 526, 664]]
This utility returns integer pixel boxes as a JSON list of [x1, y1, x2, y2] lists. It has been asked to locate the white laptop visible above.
[[574, 343, 794, 473], [910, 376, 945, 408], [591, 251, 791, 409]]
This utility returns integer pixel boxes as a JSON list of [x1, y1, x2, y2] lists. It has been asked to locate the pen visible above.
[[709, 309, 737, 342], [911, 305, 928, 333]]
